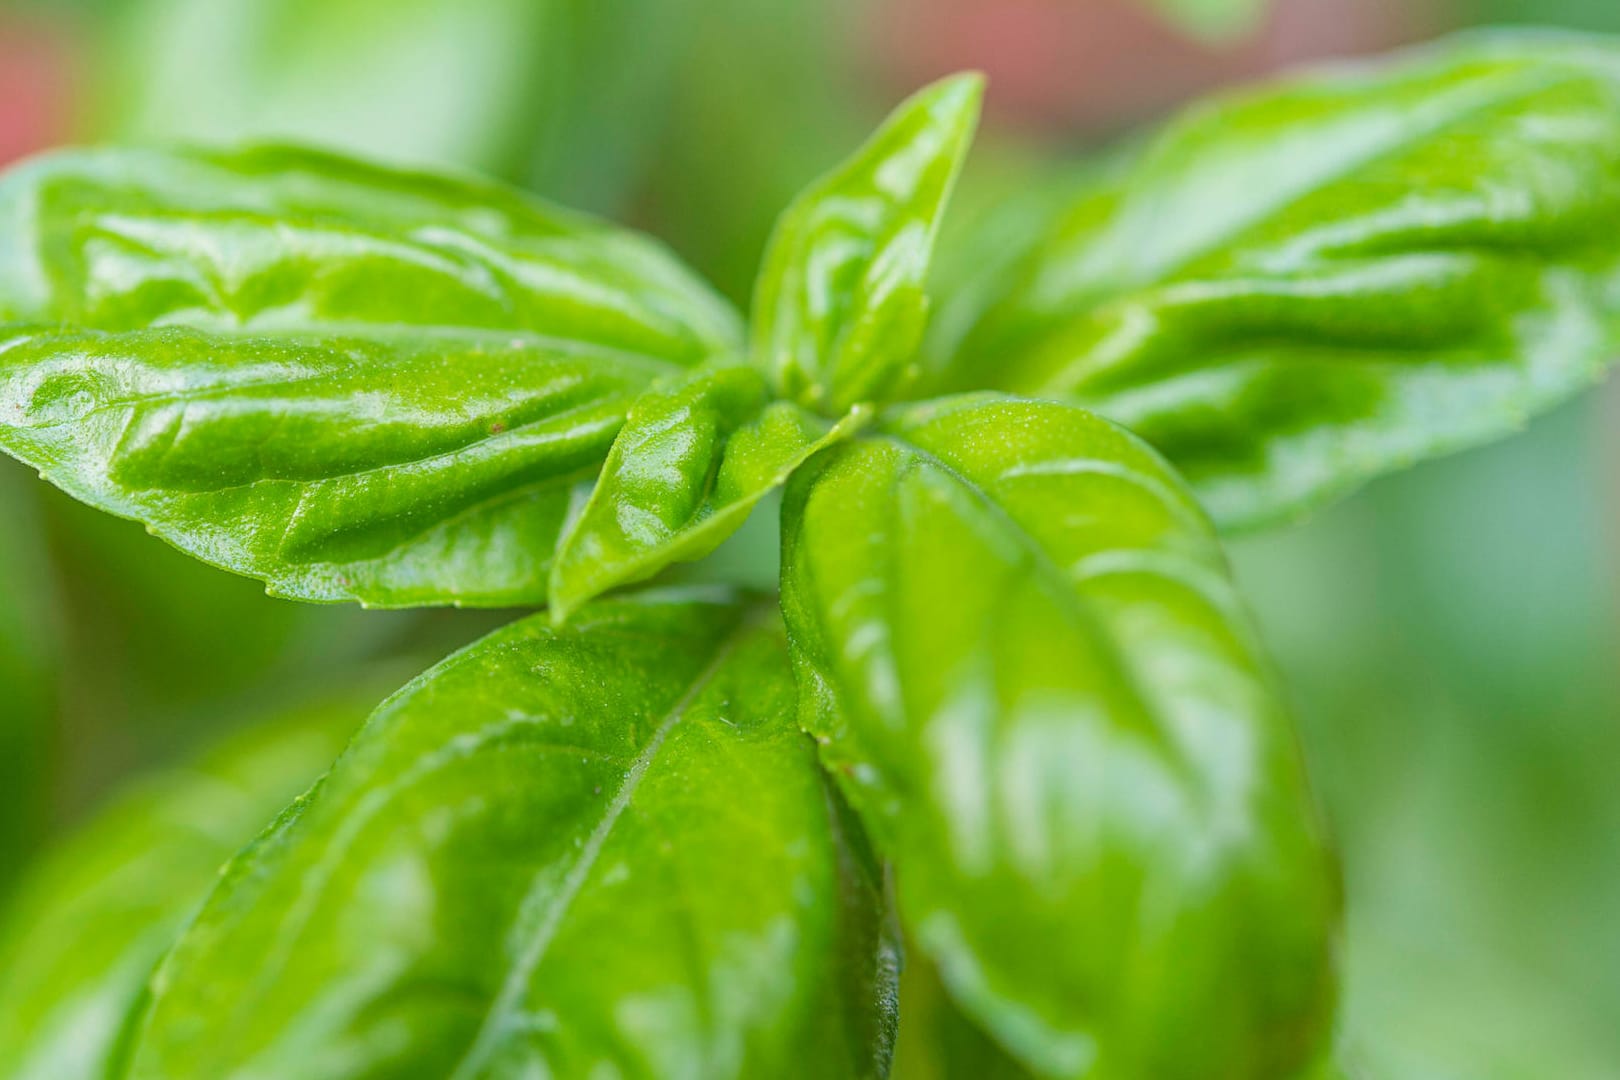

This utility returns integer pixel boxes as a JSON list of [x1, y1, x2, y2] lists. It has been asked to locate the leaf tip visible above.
[[920, 71, 987, 127], [546, 582, 584, 629]]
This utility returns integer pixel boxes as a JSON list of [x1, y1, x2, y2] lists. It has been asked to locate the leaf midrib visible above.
[[447, 611, 765, 1079], [875, 427, 1193, 771], [8, 325, 685, 434]]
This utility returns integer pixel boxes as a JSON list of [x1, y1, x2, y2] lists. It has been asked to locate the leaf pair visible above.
[[14, 37, 1620, 606], [547, 72, 982, 618], [0, 73, 976, 615], [0, 400, 1343, 1079]]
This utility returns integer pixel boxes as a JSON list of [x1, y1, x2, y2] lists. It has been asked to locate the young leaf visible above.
[[0, 696, 362, 1080], [752, 73, 982, 413], [930, 32, 1620, 528], [0, 146, 740, 606], [548, 363, 868, 621], [780, 396, 1340, 1078], [125, 591, 896, 1079]]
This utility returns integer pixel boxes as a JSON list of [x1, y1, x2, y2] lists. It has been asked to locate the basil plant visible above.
[[2, 29, 1617, 1080]]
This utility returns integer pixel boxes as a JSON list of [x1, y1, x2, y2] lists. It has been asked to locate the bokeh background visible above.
[[1, 1, 1617, 1077]]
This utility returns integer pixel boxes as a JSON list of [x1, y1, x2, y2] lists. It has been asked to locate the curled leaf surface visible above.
[[127, 591, 896, 1080], [0, 146, 740, 605], [782, 395, 1340, 1078], [931, 33, 1620, 527], [550, 363, 868, 621], [752, 74, 982, 413]]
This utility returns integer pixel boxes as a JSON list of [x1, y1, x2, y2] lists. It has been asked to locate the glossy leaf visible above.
[[781, 396, 1340, 1078], [931, 32, 1620, 528], [126, 591, 896, 1079], [752, 73, 982, 413], [549, 364, 868, 621], [0, 696, 362, 1080], [0, 146, 740, 606]]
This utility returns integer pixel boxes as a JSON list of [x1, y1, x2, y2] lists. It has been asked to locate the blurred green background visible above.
[[0, 1, 1616, 1077]]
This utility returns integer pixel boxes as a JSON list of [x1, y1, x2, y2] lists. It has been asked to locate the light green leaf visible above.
[[0, 695, 363, 1080], [96, 0, 554, 176], [781, 395, 1340, 1078], [1144, 0, 1269, 42], [549, 364, 868, 621], [126, 591, 896, 1079], [93, 0, 697, 216], [752, 73, 982, 413], [930, 32, 1620, 528], [0, 146, 740, 606]]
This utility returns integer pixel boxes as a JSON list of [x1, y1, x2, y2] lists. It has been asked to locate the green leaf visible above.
[[930, 32, 1620, 528], [96, 0, 555, 176], [0, 146, 740, 606], [892, 949, 1034, 1080], [548, 363, 868, 621], [0, 695, 363, 1080], [0, 461, 58, 894], [1143, 0, 1269, 42], [780, 395, 1340, 1078], [752, 73, 982, 414], [126, 591, 896, 1079]]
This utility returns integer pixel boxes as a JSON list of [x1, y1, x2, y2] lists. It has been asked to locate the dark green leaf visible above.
[[126, 591, 896, 1079], [781, 395, 1340, 1078], [549, 364, 867, 621], [892, 949, 1034, 1080], [931, 32, 1620, 528], [0, 146, 740, 606], [0, 696, 362, 1080], [752, 73, 982, 413], [0, 461, 57, 895]]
